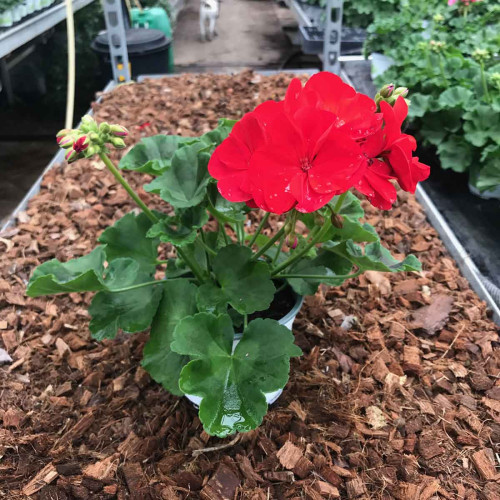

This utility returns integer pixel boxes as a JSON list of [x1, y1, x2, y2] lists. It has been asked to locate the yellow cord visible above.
[[64, 0, 76, 129]]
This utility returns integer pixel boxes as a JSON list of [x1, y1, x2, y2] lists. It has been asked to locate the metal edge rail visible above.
[[0, 80, 116, 233], [341, 67, 500, 324], [0, 0, 95, 59]]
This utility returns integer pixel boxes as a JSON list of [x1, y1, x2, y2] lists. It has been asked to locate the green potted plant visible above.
[[26, 73, 429, 437]]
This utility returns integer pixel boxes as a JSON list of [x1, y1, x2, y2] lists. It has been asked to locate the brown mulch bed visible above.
[[1, 71, 499, 499]]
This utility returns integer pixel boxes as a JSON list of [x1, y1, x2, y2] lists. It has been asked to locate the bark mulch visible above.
[[1, 71, 499, 499]]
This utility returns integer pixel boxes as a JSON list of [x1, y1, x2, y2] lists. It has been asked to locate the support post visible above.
[[102, 0, 131, 82], [322, 0, 343, 75]]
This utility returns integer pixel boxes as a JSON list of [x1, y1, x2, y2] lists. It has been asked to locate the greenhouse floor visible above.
[[174, 0, 292, 71], [1, 72, 499, 499]]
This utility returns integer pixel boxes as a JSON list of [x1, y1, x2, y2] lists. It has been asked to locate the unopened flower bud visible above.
[[394, 87, 409, 98], [379, 83, 395, 98], [89, 131, 100, 142], [433, 13, 444, 22], [287, 235, 298, 250], [110, 124, 129, 137], [56, 128, 72, 139], [331, 213, 343, 229], [73, 135, 90, 153], [58, 136, 75, 149], [65, 148, 80, 163], [99, 122, 111, 134], [472, 48, 490, 64], [86, 145, 99, 156], [110, 137, 126, 149], [80, 115, 97, 132]]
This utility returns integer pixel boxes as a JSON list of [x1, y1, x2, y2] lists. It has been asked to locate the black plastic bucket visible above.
[[91, 28, 171, 80]]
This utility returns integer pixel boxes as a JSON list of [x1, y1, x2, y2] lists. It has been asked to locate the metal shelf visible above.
[[0, 0, 95, 59]]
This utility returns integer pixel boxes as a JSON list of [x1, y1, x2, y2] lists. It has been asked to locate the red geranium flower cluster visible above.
[[208, 72, 430, 214]]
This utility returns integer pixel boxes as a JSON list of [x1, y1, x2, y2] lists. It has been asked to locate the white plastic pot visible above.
[[371, 52, 395, 79], [185, 292, 304, 408]]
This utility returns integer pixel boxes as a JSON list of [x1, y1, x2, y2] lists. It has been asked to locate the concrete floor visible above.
[[174, 0, 293, 71]]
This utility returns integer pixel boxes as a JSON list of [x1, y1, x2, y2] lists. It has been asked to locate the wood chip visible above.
[[410, 294, 454, 335], [22, 463, 58, 496]]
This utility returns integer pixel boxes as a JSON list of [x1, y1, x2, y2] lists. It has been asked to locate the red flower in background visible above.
[[208, 72, 429, 214]]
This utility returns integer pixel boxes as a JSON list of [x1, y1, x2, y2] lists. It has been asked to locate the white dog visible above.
[[200, 0, 219, 42]]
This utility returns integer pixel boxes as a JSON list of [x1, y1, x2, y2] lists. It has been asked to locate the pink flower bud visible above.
[[73, 135, 90, 153], [110, 124, 129, 137], [287, 234, 298, 250], [58, 136, 75, 149], [56, 128, 72, 138], [65, 149, 79, 163]]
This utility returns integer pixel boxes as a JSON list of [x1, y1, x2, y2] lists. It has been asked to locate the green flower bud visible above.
[[472, 48, 490, 64], [110, 137, 126, 149], [99, 122, 111, 134], [394, 87, 409, 98], [433, 13, 444, 23], [110, 124, 129, 137], [80, 115, 97, 133], [379, 83, 395, 98]]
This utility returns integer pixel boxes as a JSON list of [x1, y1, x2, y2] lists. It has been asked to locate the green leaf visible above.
[[421, 110, 462, 146], [171, 314, 302, 437], [144, 142, 212, 208], [437, 136, 473, 172], [325, 240, 421, 273], [201, 118, 237, 147], [287, 250, 354, 295], [333, 192, 365, 220], [27, 247, 106, 297], [476, 154, 500, 192], [142, 279, 198, 396], [408, 93, 433, 118], [119, 135, 188, 175], [208, 184, 248, 223], [196, 282, 229, 314], [212, 245, 275, 315], [438, 87, 473, 109], [463, 105, 500, 147], [89, 272, 162, 340], [98, 212, 159, 274], [329, 219, 379, 243], [147, 205, 209, 247]]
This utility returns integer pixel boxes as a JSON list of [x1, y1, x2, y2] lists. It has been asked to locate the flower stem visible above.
[[251, 226, 286, 261], [199, 234, 217, 256], [438, 54, 448, 88], [271, 219, 332, 276], [248, 212, 270, 247], [276, 271, 361, 280], [176, 246, 206, 283], [333, 192, 348, 213], [108, 279, 165, 293], [272, 233, 285, 265], [480, 62, 491, 103], [99, 153, 158, 223]]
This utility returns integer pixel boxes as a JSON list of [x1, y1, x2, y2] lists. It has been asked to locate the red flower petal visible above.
[[357, 160, 398, 210]]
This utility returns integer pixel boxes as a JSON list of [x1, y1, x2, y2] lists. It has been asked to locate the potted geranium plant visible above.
[[26, 73, 429, 437]]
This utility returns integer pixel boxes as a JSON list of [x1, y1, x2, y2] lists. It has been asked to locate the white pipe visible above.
[[64, 0, 76, 128]]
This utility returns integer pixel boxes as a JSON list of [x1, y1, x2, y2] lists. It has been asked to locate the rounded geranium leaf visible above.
[[172, 315, 301, 437], [212, 245, 275, 314]]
